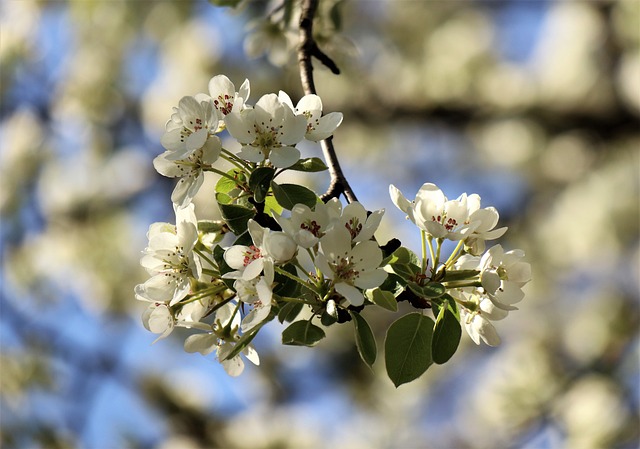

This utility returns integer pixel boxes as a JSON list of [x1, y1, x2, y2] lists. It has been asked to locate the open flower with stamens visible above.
[[315, 227, 387, 306], [278, 91, 343, 141], [479, 245, 531, 310], [338, 202, 384, 243], [225, 93, 307, 168], [224, 219, 297, 281], [161, 96, 221, 160], [154, 137, 222, 208], [273, 198, 342, 248], [390, 183, 479, 241], [208, 74, 250, 118], [135, 204, 201, 306], [183, 302, 259, 376], [235, 270, 274, 333]]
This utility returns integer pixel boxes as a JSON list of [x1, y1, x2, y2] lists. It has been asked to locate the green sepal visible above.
[[349, 311, 377, 368], [384, 313, 434, 387], [248, 167, 276, 203], [270, 181, 317, 210], [282, 320, 325, 346]]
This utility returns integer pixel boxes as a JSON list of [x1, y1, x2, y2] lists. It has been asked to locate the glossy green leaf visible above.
[[215, 169, 244, 194], [282, 320, 325, 346], [217, 203, 255, 235], [350, 311, 377, 368], [366, 288, 398, 312], [270, 181, 317, 210], [248, 167, 275, 203], [277, 301, 305, 323], [431, 302, 461, 364], [286, 157, 328, 173], [384, 313, 434, 387]]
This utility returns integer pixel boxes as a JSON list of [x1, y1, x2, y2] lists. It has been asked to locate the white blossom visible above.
[[161, 95, 221, 160], [224, 219, 297, 282], [183, 302, 259, 376], [315, 227, 387, 306], [273, 198, 342, 248], [153, 137, 222, 208], [135, 204, 201, 306], [278, 91, 343, 141], [390, 183, 479, 240], [225, 93, 307, 168], [208, 74, 250, 118], [479, 245, 532, 310]]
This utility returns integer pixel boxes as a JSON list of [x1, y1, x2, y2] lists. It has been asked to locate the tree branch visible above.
[[297, 0, 357, 203]]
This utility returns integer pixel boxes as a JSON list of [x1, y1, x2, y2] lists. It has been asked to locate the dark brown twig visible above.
[[298, 0, 357, 203]]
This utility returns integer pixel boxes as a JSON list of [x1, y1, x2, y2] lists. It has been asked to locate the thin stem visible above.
[[427, 236, 436, 273], [298, 0, 357, 203], [445, 240, 466, 269], [205, 166, 247, 184], [274, 266, 321, 296], [420, 230, 428, 273], [194, 248, 217, 271]]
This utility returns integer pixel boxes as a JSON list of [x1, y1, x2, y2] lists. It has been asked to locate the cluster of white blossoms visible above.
[[390, 183, 531, 346], [136, 74, 531, 383]]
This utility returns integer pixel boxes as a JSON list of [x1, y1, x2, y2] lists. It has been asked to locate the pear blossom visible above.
[[235, 272, 274, 332], [142, 302, 174, 342], [135, 204, 201, 306], [225, 93, 307, 168], [315, 227, 388, 306], [463, 195, 508, 255], [479, 245, 532, 310], [161, 96, 221, 160], [338, 202, 384, 243], [461, 306, 501, 346], [390, 183, 479, 240], [154, 137, 222, 208], [224, 219, 297, 281], [209, 74, 250, 118], [273, 198, 343, 248], [278, 91, 343, 141], [183, 302, 259, 376]]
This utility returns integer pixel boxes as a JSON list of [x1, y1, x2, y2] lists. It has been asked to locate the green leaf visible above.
[[272, 263, 300, 298], [215, 169, 245, 194], [407, 281, 446, 299], [217, 203, 255, 235], [285, 157, 328, 173], [270, 181, 317, 210], [384, 313, 434, 387], [366, 288, 398, 312], [264, 194, 283, 216], [350, 311, 377, 368], [208, 0, 243, 7], [248, 167, 276, 203], [431, 303, 462, 365], [277, 301, 305, 323], [282, 320, 326, 347]]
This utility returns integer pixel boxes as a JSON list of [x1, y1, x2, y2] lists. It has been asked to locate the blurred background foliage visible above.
[[1, 0, 638, 448]]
